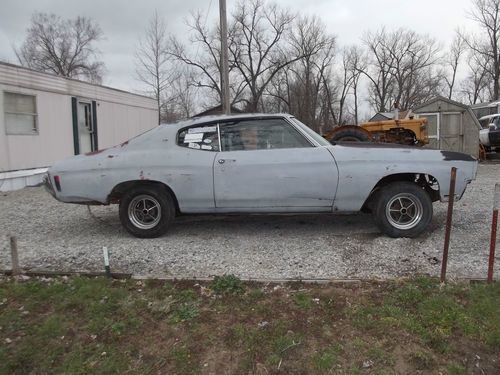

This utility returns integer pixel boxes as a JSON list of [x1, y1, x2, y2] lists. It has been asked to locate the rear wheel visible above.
[[330, 128, 371, 143], [373, 182, 432, 238], [119, 185, 175, 238]]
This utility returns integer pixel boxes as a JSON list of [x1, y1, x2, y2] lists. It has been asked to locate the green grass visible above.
[[350, 278, 500, 352], [0, 276, 498, 374]]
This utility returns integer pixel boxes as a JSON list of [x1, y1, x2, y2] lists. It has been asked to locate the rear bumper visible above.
[[43, 174, 56, 198]]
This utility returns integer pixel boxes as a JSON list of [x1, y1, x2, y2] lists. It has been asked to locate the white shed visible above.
[[0, 61, 158, 189], [413, 96, 481, 158]]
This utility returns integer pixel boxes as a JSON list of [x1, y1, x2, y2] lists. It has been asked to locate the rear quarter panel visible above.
[[329, 144, 477, 212]]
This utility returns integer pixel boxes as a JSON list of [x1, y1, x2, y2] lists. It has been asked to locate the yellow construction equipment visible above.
[[324, 118, 428, 146]]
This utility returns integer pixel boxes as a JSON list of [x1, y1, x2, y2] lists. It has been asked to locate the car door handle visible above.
[[217, 159, 236, 164], [218, 159, 236, 164]]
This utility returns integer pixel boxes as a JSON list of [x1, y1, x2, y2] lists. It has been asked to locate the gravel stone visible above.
[[0, 164, 499, 280]]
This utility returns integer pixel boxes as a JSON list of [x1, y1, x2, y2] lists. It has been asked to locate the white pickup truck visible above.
[[479, 114, 500, 152]]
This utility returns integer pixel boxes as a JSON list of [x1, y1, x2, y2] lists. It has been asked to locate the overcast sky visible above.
[[0, 0, 480, 94]]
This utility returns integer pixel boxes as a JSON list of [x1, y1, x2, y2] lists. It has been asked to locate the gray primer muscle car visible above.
[[45, 113, 478, 238]]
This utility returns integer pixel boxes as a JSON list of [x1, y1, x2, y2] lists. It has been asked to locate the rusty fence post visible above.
[[487, 184, 500, 283], [10, 235, 20, 276], [441, 167, 457, 283]]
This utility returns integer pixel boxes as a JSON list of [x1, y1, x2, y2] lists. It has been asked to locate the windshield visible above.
[[493, 116, 500, 130], [290, 117, 331, 146]]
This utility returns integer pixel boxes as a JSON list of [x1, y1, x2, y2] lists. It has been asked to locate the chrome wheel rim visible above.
[[385, 193, 423, 230], [128, 195, 161, 230]]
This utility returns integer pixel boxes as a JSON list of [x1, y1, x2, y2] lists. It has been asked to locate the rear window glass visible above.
[[177, 124, 219, 151]]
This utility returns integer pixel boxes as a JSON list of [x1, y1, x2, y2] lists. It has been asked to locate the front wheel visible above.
[[373, 182, 433, 238], [119, 185, 175, 238]]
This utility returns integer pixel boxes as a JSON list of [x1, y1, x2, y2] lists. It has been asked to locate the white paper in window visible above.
[[184, 133, 204, 143], [188, 126, 216, 134]]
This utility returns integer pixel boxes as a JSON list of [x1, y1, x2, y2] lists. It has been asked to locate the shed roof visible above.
[[413, 96, 481, 130], [413, 95, 469, 111], [193, 104, 244, 117]]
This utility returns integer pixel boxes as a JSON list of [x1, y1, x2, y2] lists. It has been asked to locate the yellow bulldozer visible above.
[[324, 118, 428, 146]]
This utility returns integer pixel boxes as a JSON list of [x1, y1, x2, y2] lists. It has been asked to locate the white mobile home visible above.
[[0, 62, 158, 189]]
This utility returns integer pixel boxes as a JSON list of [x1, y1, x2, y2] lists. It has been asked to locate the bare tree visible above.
[[345, 45, 366, 124], [359, 27, 442, 112], [136, 10, 178, 124], [264, 15, 336, 132], [459, 49, 491, 104], [168, 11, 246, 108], [444, 32, 467, 100], [334, 47, 360, 125], [290, 16, 335, 128], [15, 12, 104, 83], [230, 0, 308, 112], [360, 28, 396, 112], [464, 0, 500, 101], [164, 66, 197, 121]]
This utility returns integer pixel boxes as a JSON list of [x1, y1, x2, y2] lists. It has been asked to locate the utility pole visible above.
[[219, 0, 230, 114]]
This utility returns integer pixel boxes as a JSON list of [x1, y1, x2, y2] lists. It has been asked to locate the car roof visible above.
[[160, 113, 293, 130], [478, 113, 500, 121]]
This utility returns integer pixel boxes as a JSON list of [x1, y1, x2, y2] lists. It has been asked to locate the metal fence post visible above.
[[103, 246, 111, 277], [441, 167, 457, 283], [10, 235, 20, 276], [487, 184, 500, 283]]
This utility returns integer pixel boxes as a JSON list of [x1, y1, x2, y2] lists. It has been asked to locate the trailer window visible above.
[[4, 92, 38, 135]]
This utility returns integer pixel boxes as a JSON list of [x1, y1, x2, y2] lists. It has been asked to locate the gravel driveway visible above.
[[1, 164, 499, 280]]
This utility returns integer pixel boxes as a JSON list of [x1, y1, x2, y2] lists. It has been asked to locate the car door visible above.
[[174, 123, 219, 212], [213, 117, 338, 211]]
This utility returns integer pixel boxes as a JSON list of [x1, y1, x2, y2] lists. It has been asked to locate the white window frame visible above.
[[417, 112, 439, 140], [3, 91, 39, 135]]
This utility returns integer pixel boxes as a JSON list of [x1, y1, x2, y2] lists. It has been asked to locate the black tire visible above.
[[331, 128, 370, 143], [372, 181, 433, 238], [119, 185, 175, 238]]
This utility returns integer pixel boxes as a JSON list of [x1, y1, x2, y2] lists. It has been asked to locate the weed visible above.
[[367, 345, 395, 366], [148, 281, 174, 299], [294, 292, 313, 309], [410, 351, 435, 370], [247, 288, 265, 300], [210, 274, 245, 295], [349, 366, 363, 375], [273, 335, 297, 353], [266, 353, 281, 366], [169, 346, 196, 374], [177, 289, 199, 303], [352, 337, 367, 351], [170, 304, 199, 323], [447, 362, 466, 375], [311, 345, 342, 370]]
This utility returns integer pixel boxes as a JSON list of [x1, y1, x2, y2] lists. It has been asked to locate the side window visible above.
[[219, 119, 311, 151], [4, 92, 38, 135], [177, 124, 219, 151]]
